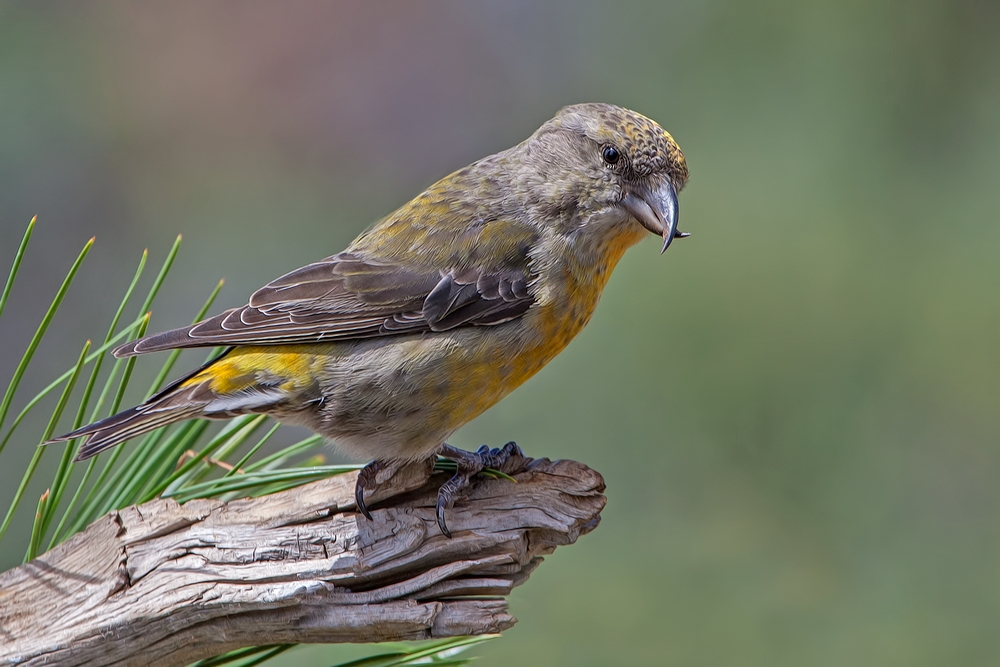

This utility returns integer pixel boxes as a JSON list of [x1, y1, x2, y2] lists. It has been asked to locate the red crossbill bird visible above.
[[52, 103, 689, 536]]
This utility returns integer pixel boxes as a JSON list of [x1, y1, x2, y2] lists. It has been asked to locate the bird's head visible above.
[[518, 102, 689, 253]]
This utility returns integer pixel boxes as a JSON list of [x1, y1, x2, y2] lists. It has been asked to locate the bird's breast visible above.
[[511, 225, 643, 385]]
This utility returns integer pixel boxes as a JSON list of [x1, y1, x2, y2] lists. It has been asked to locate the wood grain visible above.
[[0, 457, 605, 667]]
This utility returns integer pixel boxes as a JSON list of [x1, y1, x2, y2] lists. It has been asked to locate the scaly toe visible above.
[[433, 442, 532, 536], [483, 441, 529, 474], [435, 468, 478, 538]]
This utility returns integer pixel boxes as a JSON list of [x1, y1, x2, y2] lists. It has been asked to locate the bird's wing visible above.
[[113, 219, 538, 358]]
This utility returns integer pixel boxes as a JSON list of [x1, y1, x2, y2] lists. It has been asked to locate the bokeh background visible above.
[[2, 1, 1000, 665]]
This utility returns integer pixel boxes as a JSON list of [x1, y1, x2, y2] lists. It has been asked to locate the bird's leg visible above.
[[354, 459, 384, 521], [435, 441, 529, 537]]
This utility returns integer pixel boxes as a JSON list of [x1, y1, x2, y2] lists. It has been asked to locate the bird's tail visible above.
[[47, 347, 306, 461], [50, 381, 213, 462], [46, 352, 234, 461]]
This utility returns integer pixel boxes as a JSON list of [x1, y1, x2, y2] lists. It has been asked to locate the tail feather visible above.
[[47, 347, 295, 462], [48, 375, 218, 461], [65, 404, 203, 461]]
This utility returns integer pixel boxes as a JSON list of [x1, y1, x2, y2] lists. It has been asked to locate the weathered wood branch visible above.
[[0, 457, 605, 667]]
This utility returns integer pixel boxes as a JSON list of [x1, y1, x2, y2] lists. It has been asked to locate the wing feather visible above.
[[114, 223, 538, 358]]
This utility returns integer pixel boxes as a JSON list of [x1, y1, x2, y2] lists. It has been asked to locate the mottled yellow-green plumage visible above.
[[55, 102, 689, 485]]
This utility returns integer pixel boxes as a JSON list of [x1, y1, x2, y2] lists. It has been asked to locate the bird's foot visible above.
[[355, 459, 385, 521], [435, 441, 529, 537]]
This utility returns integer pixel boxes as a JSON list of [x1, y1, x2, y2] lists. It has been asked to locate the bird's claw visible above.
[[355, 442, 529, 536], [355, 459, 383, 521], [435, 441, 529, 537]]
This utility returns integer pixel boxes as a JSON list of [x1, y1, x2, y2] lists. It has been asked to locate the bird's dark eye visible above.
[[602, 145, 621, 165]]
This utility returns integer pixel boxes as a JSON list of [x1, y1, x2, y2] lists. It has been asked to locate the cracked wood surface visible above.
[[0, 457, 605, 667]]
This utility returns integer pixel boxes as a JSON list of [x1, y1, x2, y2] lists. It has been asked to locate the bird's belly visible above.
[[308, 302, 594, 461]]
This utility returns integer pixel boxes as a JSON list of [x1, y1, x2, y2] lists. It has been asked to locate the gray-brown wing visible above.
[[113, 252, 534, 357]]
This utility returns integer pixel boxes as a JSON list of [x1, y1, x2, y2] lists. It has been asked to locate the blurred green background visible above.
[[2, 1, 999, 665]]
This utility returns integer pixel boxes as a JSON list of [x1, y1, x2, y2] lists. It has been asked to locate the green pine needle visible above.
[[0, 317, 146, 457], [327, 635, 496, 667], [0, 216, 35, 321], [0, 235, 93, 451], [0, 338, 90, 547], [0, 231, 502, 666], [165, 464, 360, 503], [146, 278, 224, 397]]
